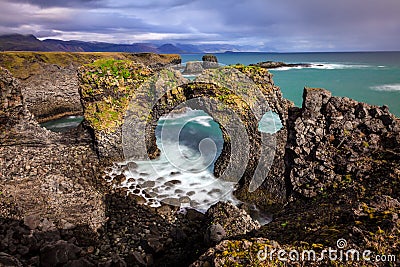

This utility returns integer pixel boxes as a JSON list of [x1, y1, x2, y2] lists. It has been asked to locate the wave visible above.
[[159, 110, 214, 128], [158, 108, 196, 123], [272, 63, 372, 71], [370, 84, 400, 92], [191, 116, 213, 127]]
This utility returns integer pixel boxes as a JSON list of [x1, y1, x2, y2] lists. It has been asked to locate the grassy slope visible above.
[[0, 52, 180, 80]]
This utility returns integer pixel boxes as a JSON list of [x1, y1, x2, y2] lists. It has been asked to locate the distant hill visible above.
[[0, 34, 50, 51], [0, 34, 255, 53], [157, 44, 186, 54]]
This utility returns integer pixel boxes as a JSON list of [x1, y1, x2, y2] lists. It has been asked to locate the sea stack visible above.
[[202, 54, 218, 69]]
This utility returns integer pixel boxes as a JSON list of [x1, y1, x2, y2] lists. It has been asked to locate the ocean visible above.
[[181, 52, 400, 117]]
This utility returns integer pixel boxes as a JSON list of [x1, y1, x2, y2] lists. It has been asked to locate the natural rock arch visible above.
[[121, 66, 286, 202], [143, 82, 261, 184], [79, 60, 292, 210]]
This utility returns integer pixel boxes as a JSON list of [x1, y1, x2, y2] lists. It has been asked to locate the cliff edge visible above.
[[0, 52, 180, 122]]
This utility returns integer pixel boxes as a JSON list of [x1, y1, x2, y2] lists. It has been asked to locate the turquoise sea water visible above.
[[40, 115, 83, 132], [181, 52, 400, 117]]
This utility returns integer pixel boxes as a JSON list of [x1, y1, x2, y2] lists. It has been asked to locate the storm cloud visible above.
[[0, 0, 399, 51]]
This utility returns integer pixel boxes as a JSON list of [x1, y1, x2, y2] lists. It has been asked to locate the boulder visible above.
[[40, 240, 82, 267], [204, 223, 226, 245], [205, 202, 260, 239], [183, 61, 204, 74]]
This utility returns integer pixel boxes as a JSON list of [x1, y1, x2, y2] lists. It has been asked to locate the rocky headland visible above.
[[250, 61, 312, 69], [0, 52, 399, 266]]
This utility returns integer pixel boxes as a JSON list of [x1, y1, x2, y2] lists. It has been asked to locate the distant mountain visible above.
[[157, 44, 186, 54], [0, 34, 50, 51], [0, 34, 259, 53], [174, 43, 203, 53]]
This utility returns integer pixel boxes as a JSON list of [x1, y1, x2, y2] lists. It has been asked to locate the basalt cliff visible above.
[[0, 53, 399, 266], [0, 52, 180, 122]]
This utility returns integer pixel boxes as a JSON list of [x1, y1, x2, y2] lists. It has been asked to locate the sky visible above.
[[0, 0, 399, 52]]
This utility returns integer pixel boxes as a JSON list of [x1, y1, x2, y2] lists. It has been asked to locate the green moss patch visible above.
[[78, 59, 154, 132]]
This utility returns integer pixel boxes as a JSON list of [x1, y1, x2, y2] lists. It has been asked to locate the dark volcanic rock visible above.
[[250, 61, 312, 69], [287, 87, 400, 197], [195, 66, 293, 211], [202, 54, 218, 63], [0, 252, 23, 267], [40, 240, 82, 267], [0, 67, 55, 144], [206, 202, 260, 239], [204, 223, 226, 245], [78, 60, 188, 161], [0, 67, 29, 126], [0, 66, 107, 266]]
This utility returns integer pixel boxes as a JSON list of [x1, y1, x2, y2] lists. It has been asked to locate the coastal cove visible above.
[[181, 52, 400, 117], [0, 52, 399, 266]]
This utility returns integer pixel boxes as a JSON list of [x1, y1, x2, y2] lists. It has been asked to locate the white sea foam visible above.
[[273, 66, 306, 71], [273, 63, 372, 71], [107, 109, 239, 212], [108, 146, 239, 212], [370, 84, 400, 92], [191, 116, 212, 127]]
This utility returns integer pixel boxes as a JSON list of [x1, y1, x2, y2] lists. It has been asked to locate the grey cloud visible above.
[[0, 0, 399, 51], [4, 0, 102, 8]]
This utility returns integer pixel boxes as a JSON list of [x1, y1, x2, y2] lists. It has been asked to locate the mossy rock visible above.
[[78, 59, 154, 133]]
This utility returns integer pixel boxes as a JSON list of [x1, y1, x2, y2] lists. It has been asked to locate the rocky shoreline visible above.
[[1, 52, 399, 266], [0, 65, 250, 266], [250, 61, 312, 69]]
